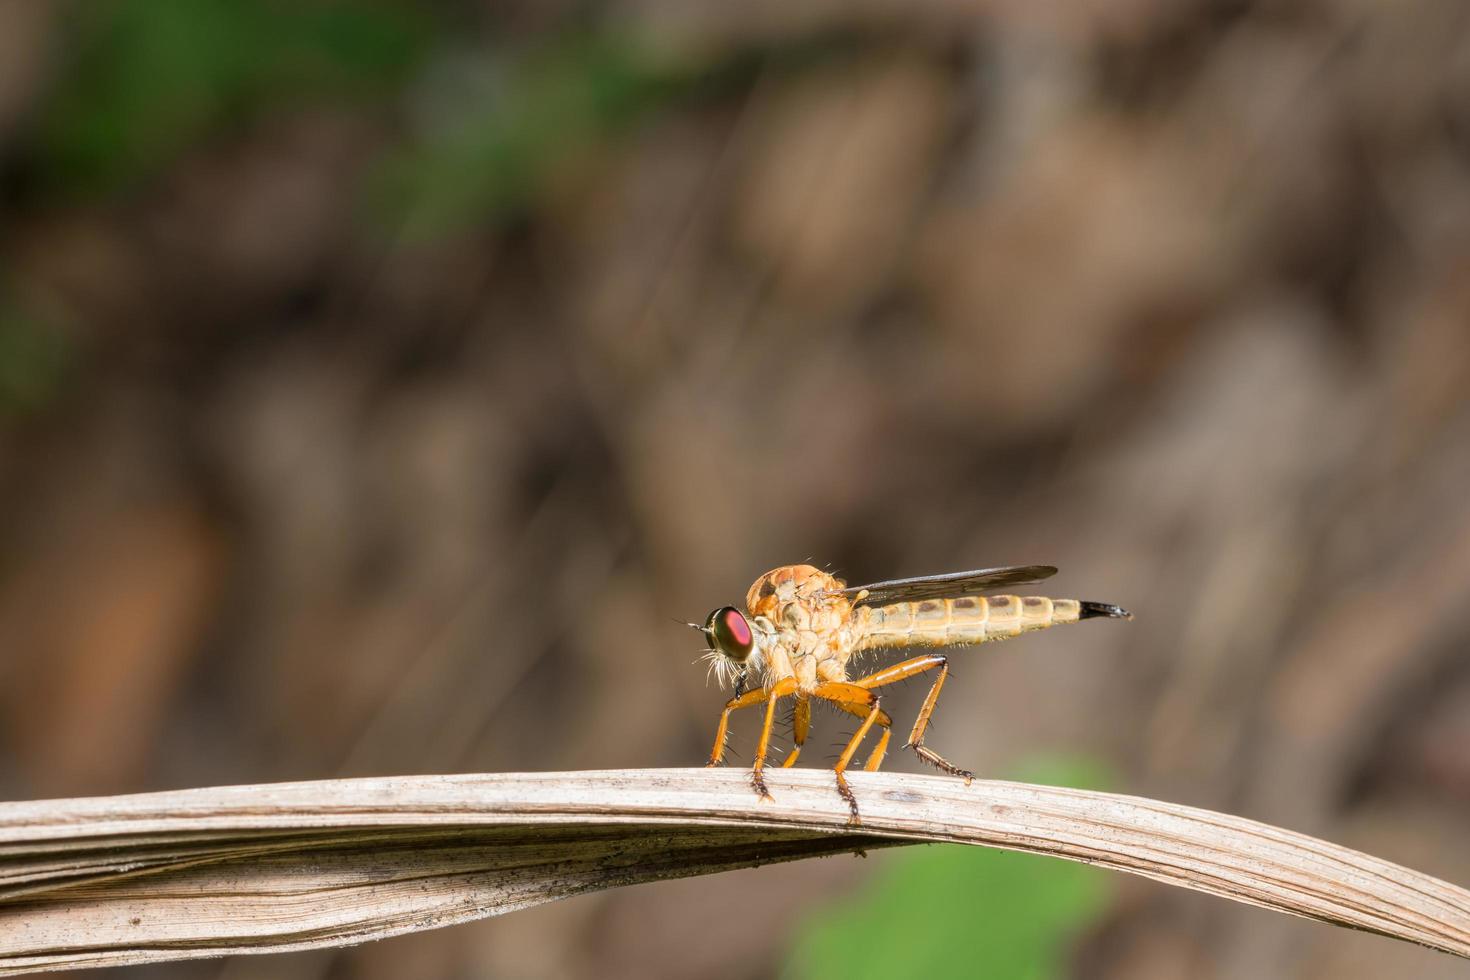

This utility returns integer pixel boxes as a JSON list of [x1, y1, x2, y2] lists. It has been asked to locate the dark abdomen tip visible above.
[[1080, 601, 1132, 620]]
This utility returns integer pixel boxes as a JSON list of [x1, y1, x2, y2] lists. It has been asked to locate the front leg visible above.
[[707, 686, 772, 767], [749, 677, 798, 800]]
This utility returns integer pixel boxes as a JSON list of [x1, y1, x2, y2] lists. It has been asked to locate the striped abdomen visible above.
[[853, 595, 1128, 651]]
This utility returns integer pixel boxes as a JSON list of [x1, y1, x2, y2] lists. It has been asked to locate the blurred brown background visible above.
[[2, 1, 1469, 977]]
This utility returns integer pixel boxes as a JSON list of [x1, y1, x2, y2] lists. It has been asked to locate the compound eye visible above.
[[705, 606, 754, 663]]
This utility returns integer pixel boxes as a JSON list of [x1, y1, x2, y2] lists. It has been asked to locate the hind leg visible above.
[[854, 654, 973, 782]]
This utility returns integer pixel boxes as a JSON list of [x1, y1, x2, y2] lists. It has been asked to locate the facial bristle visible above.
[[1080, 601, 1132, 620]]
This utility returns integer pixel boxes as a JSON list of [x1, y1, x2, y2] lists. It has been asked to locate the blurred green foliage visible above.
[[371, 32, 859, 237], [0, 292, 70, 416], [370, 33, 689, 238], [31, 1, 838, 236], [784, 757, 1114, 980], [37, 0, 432, 195]]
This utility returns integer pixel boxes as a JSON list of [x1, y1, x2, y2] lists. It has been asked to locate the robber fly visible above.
[[688, 564, 1129, 823]]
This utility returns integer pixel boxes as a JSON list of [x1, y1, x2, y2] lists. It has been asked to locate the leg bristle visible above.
[[835, 774, 861, 825], [912, 743, 975, 782]]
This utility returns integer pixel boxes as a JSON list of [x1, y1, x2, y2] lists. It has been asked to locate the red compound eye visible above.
[[722, 609, 752, 646], [705, 606, 754, 662]]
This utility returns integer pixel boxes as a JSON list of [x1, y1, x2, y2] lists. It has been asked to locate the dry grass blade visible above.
[[0, 768, 1467, 974]]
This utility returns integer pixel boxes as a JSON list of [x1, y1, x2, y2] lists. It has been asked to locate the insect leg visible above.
[[855, 654, 974, 783], [782, 696, 811, 768], [706, 686, 772, 768], [828, 699, 893, 772], [750, 678, 798, 799], [813, 682, 892, 824]]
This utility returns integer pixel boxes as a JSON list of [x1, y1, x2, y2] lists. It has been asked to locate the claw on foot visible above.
[[750, 768, 773, 802]]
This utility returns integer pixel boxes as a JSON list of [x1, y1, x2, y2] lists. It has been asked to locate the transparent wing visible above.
[[832, 565, 1058, 606]]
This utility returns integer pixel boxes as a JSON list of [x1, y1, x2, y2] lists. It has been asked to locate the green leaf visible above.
[[784, 757, 1114, 980]]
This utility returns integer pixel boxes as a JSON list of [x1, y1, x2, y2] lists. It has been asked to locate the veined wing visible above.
[[832, 565, 1058, 607]]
